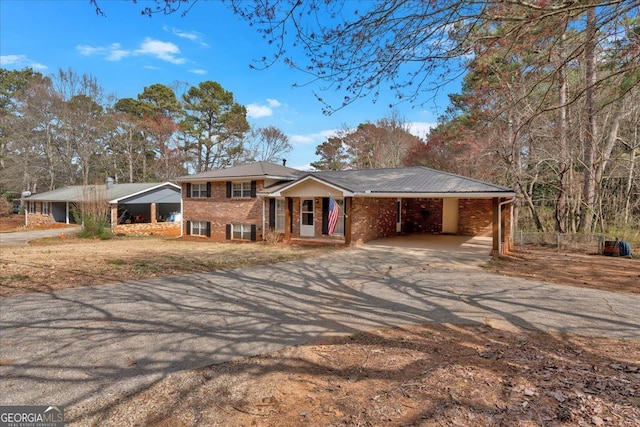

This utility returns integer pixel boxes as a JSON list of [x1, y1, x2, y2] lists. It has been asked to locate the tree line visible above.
[[0, 68, 292, 193], [228, 0, 638, 235]]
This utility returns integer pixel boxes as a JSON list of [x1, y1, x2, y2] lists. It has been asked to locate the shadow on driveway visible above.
[[1, 236, 638, 413]]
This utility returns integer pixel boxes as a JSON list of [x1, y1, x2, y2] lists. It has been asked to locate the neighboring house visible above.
[[23, 179, 182, 236], [177, 161, 516, 253]]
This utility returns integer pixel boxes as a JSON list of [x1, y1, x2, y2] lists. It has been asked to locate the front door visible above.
[[300, 199, 314, 236]]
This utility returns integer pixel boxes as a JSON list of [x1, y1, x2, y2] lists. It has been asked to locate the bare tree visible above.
[[242, 126, 292, 163]]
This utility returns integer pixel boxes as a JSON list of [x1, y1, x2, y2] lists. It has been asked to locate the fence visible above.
[[514, 231, 606, 253]]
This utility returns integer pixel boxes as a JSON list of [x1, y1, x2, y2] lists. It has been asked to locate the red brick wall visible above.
[[182, 181, 264, 241], [458, 198, 493, 236], [350, 198, 397, 244], [402, 198, 443, 233]]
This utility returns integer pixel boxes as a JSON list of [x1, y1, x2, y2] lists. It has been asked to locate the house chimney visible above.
[[106, 177, 114, 190], [282, 159, 287, 167]]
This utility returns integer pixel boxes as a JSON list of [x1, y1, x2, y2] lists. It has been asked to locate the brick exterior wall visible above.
[[113, 222, 180, 237], [350, 198, 397, 244], [26, 213, 53, 227], [182, 181, 264, 241], [402, 198, 443, 233], [458, 198, 493, 236]]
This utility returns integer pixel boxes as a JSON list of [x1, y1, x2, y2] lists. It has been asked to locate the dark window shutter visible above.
[[268, 199, 276, 230], [226, 182, 232, 198], [322, 197, 329, 235], [186, 183, 191, 198], [250, 181, 257, 198], [206, 182, 211, 198], [206, 221, 211, 237], [225, 224, 231, 239], [288, 198, 293, 230], [251, 224, 257, 241], [186, 220, 191, 235]]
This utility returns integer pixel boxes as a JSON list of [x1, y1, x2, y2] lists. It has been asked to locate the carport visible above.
[[24, 180, 182, 236]]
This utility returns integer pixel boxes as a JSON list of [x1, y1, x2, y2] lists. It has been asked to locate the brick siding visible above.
[[402, 198, 443, 233], [182, 181, 264, 241], [458, 198, 493, 236], [351, 198, 397, 244]]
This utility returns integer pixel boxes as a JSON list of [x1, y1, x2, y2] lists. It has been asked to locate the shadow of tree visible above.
[[0, 241, 638, 426]]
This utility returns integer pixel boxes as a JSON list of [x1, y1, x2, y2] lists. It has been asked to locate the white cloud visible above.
[[246, 98, 283, 118], [247, 104, 273, 118], [290, 129, 338, 146], [408, 121, 437, 139], [136, 38, 185, 64], [190, 69, 207, 75], [106, 43, 130, 61], [0, 54, 47, 70], [164, 25, 209, 47], [77, 38, 186, 65]]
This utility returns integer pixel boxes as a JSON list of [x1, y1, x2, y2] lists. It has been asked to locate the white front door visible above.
[[300, 199, 314, 236]]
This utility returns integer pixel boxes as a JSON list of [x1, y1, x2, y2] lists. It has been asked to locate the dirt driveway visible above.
[[1, 236, 638, 424]]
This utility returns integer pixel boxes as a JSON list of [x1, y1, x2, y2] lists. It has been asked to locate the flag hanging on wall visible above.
[[328, 196, 339, 235]]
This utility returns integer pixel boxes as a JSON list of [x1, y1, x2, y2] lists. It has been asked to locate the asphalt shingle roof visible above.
[[176, 161, 301, 182], [307, 167, 511, 194], [25, 183, 178, 203]]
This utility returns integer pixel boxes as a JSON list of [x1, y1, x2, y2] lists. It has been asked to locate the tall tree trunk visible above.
[[580, 8, 598, 233], [555, 31, 569, 233], [624, 122, 638, 225]]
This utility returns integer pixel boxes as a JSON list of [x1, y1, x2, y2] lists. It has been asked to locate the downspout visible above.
[[498, 197, 516, 255]]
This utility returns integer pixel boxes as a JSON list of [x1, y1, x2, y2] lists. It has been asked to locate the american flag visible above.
[[328, 197, 339, 235]]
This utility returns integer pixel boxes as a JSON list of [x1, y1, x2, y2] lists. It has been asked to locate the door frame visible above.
[[300, 198, 314, 236]]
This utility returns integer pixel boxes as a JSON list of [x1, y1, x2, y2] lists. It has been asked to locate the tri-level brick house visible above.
[[177, 161, 516, 253]]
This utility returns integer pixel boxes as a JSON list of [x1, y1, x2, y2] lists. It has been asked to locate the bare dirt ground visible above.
[[1, 216, 639, 426]]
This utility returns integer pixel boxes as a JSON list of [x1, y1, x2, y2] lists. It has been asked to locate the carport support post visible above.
[[344, 197, 352, 245], [492, 198, 500, 254], [110, 204, 118, 231], [150, 203, 157, 223], [284, 196, 291, 241]]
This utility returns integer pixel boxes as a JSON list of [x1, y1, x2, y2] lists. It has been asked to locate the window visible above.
[[191, 183, 208, 198], [191, 221, 209, 237], [28, 202, 35, 214], [231, 223, 253, 240], [275, 199, 285, 232], [232, 182, 251, 198], [41, 202, 50, 215]]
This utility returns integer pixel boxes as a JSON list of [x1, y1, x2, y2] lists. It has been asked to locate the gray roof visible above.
[[263, 167, 513, 196], [25, 182, 180, 203], [176, 161, 301, 182]]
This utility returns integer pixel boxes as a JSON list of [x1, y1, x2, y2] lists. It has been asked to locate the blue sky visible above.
[[1, 0, 456, 169]]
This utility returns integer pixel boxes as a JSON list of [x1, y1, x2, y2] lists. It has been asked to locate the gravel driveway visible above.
[[1, 236, 638, 413]]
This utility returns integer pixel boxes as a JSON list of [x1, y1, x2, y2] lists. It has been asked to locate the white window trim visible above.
[[275, 199, 285, 232], [191, 220, 208, 237], [191, 183, 207, 198], [232, 181, 251, 198], [41, 202, 50, 215], [231, 223, 252, 240]]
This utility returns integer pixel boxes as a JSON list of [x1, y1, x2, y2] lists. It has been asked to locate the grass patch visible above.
[[106, 259, 127, 266], [0, 274, 30, 283]]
